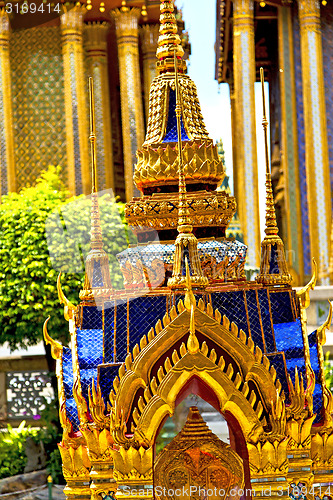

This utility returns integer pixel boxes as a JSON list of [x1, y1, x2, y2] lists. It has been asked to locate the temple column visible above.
[[61, 5, 90, 195], [230, 86, 238, 202], [277, 6, 303, 285], [0, 9, 16, 197], [85, 22, 115, 192], [298, 0, 332, 284], [140, 24, 159, 122], [233, 0, 260, 268], [111, 7, 145, 201]]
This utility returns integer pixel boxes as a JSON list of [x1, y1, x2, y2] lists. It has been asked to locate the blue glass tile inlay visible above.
[[81, 306, 103, 330], [211, 290, 249, 337], [270, 291, 294, 324], [163, 89, 189, 143], [128, 295, 167, 355], [92, 260, 104, 288], [62, 346, 79, 432], [245, 290, 265, 352], [257, 289, 275, 352], [99, 364, 122, 406], [76, 327, 103, 402]]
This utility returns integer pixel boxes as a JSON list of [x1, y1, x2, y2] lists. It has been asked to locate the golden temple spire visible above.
[[79, 77, 113, 303], [167, 51, 208, 291], [256, 68, 291, 286], [156, 0, 186, 74]]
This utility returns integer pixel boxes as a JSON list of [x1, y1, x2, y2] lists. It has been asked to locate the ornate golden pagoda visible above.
[[44, 0, 333, 497]]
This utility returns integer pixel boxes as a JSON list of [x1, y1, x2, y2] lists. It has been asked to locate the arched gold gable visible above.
[[110, 298, 281, 446], [94, 298, 291, 499]]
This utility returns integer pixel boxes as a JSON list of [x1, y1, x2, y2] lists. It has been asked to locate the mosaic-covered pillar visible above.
[[140, 24, 159, 122], [111, 7, 145, 201], [0, 9, 16, 197], [298, 0, 332, 284], [230, 86, 238, 202], [85, 21, 115, 192], [277, 6, 303, 285], [233, 0, 260, 268], [61, 5, 90, 195]]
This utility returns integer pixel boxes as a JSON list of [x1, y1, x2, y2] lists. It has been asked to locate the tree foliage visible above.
[[0, 166, 131, 350]]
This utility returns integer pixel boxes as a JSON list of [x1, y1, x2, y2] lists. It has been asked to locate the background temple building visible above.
[[0, 0, 190, 202], [215, 0, 333, 286]]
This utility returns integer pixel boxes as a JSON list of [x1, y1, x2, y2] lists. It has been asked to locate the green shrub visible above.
[[0, 166, 133, 351], [0, 421, 37, 479]]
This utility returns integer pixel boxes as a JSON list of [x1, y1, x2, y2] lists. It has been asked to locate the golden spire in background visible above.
[[256, 67, 291, 286], [156, 0, 186, 74], [168, 50, 208, 290], [80, 77, 113, 302]]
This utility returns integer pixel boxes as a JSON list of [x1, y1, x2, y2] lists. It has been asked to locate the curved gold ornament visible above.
[[317, 300, 332, 346], [296, 257, 317, 309], [57, 272, 76, 321], [43, 316, 63, 360]]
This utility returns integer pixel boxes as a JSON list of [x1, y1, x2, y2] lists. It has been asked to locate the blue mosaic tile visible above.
[[269, 244, 280, 274], [80, 367, 98, 404], [270, 291, 294, 324], [99, 364, 122, 405], [76, 328, 103, 369], [274, 319, 303, 353], [245, 290, 265, 352], [267, 352, 289, 396], [103, 296, 167, 364], [257, 289, 275, 352], [114, 300, 128, 363], [211, 290, 249, 337], [128, 295, 167, 354], [163, 89, 189, 143], [76, 327, 103, 403], [104, 301, 116, 364], [92, 261, 104, 287], [62, 346, 79, 432], [81, 306, 102, 330]]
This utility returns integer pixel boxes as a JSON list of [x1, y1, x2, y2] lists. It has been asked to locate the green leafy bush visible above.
[[0, 166, 132, 350], [0, 421, 37, 479]]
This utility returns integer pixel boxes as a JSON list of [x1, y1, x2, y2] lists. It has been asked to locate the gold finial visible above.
[[174, 49, 191, 234], [187, 306, 199, 354], [156, 0, 185, 74], [256, 67, 291, 286], [79, 77, 112, 302], [167, 51, 208, 290], [89, 76, 97, 195], [87, 77, 103, 252], [261, 67, 278, 239], [184, 257, 196, 312]]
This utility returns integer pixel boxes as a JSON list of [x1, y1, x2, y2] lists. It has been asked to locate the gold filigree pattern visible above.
[[125, 190, 235, 232], [143, 75, 209, 147], [134, 140, 223, 191]]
